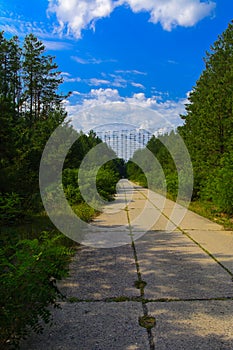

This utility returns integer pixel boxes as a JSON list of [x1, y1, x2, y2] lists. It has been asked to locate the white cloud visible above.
[[63, 75, 82, 82], [61, 71, 72, 77], [72, 90, 82, 95], [71, 55, 103, 64], [48, 0, 216, 38], [48, 0, 115, 38], [62, 71, 129, 88], [89, 88, 122, 102], [109, 74, 128, 88], [115, 69, 147, 75], [43, 40, 72, 50], [131, 82, 145, 89], [0, 15, 56, 39], [148, 0, 216, 31], [71, 55, 116, 64], [88, 78, 110, 86], [64, 88, 187, 132]]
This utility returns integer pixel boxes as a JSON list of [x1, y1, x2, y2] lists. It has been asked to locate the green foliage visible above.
[[126, 160, 145, 183], [72, 203, 97, 222], [63, 166, 121, 208], [127, 132, 185, 199], [64, 131, 102, 169], [0, 232, 72, 348], [202, 154, 233, 214], [62, 169, 82, 205], [96, 167, 119, 201], [0, 32, 127, 350], [179, 20, 233, 212], [165, 173, 178, 198], [0, 193, 24, 225], [0, 32, 67, 208], [215, 156, 233, 214], [0, 32, 74, 348], [63, 136, 124, 208]]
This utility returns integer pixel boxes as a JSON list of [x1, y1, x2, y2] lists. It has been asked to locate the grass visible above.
[[189, 200, 233, 230], [138, 315, 156, 329], [1, 200, 99, 248], [1, 211, 75, 247]]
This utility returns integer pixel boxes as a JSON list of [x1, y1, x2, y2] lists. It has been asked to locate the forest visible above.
[[0, 32, 124, 348], [127, 20, 233, 224]]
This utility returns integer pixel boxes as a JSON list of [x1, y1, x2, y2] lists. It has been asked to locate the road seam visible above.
[[137, 187, 233, 279], [66, 296, 233, 303], [123, 184, 156, 350]]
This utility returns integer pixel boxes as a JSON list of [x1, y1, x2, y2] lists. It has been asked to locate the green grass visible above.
[[1, 200, 99, 248], [72, 202, 99, 223], [189, 200, 233, 230]]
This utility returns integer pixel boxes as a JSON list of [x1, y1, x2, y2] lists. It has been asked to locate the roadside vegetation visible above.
[[0, 32, 123, 348], [127, 21, 233, 229]]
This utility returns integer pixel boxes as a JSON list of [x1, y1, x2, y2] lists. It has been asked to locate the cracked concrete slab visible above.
[[148, 300, 233, 349], [20, 180, 233, 349], [58, 245, 140, 299], [135, 230, 233, 300], [21, 302, 149, 350], [185, 229, 233, 274]]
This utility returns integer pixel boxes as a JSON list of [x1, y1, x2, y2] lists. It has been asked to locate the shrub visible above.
[[0, 193, 24, 225], [0, 232, 72, 349], [165, 173, 178, 199], [96, 168, 119, 201], [136, 173, 148, 188], [212, 155, 233, 214], [72, 203, 97, 222]]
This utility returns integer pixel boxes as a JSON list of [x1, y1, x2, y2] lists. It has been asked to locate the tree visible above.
[[22, 34, 66, 123], [0, 32, 67, 201], [179, 20, 233, 203]]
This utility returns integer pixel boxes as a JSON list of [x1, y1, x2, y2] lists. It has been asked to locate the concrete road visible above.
[[21, 180, 233, 350]]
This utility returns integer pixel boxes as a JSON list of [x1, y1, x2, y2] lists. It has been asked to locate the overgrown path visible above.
[[22, 180, 233, 349]]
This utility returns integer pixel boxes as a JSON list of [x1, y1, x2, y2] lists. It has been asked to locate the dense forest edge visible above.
[[0, 32, 124, 348], [127, 20, 233, 229], [1, 19, 233, 348]]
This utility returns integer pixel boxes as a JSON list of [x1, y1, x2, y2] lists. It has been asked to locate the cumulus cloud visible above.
[[89, 88, 122, 102], [48, 0, 115, 38], [48, 0, 216, 38], [126, 0, 216, 31], [65, 88, 187, 132]]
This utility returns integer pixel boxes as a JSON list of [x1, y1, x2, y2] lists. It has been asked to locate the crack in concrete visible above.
[[123, 184, 156, 350], [138, 188, 233, 279], [66, 296, 233, 304]]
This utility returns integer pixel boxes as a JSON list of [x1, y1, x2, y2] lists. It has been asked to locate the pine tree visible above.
[[179, 20, 233, 202], [0, 32, 68, 198]]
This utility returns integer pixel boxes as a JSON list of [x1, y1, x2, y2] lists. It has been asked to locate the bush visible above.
[[63, 167, 120, 206], [96, 168, 119, 201], [72, 203, 97, 222], [0, 193, 24, 225], [0, 232, 72, 349], [136, 173, 148, 188], [212, 155, 233, 214], [165, 173, 178, 199]]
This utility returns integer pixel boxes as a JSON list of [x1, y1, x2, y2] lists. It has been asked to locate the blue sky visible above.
[[0, 0, 233, 133]]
